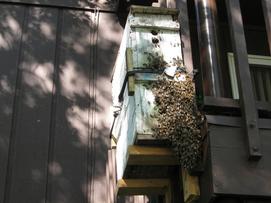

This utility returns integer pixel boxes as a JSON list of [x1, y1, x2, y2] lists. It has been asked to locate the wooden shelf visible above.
[[117, 179, 171, 203], [127, 145, 179, 166]]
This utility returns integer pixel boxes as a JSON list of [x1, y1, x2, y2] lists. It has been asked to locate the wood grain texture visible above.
[[0, 5, 25, 203], [181, 168, 200, 203], [127, 145, 178, 166], [117, 179, 170, 196], [0, 3, 123, 202], [7, 6, 58, 203], [226, 0, 262, 159], [126, 48, 135, 95]]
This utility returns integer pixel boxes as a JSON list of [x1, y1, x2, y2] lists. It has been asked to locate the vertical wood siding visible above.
[[0, 3, 123, 203], [0, 0, 118, 11]]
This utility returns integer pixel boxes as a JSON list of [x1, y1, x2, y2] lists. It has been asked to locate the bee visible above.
[[151, 73, 204, 170]]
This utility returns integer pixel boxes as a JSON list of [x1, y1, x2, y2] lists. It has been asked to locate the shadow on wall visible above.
[[0, 3, 122, 203], [0, 0, 118, 11]]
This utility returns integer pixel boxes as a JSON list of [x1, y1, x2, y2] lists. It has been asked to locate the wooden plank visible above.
[[50, 9, 92, 203], [256, 70, 266, 101], [87, 12, 123, 203], [0, 5, 25, 203], [206, 115, 271, 130], [130, 14, 179, 30], [226, 0, 262, 159], [204, 96, 239, 108], [117, 179, 170, 198], [208, 126, 271, 197], [262, 0, 271, 55], [264, 70, 271, 102], [176, 0, 194, 73], [126, 48, 135, 95], [127, 145, 179, 165], [131, 5, 178, 15], [7, 7, 58, 203], [204, 96, 271, 112], [181, 168, 200, 203]]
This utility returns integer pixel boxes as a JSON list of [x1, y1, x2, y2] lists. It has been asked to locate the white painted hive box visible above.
[[111, 6, 183, 179]]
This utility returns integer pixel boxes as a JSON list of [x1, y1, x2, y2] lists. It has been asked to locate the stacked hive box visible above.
[[111, 6, 183, 180]]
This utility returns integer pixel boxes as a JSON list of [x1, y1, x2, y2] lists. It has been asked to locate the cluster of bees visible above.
[[143, 52, 168, 70], [151, 74, 203, 170]]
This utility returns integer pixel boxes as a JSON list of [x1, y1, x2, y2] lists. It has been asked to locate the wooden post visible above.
[[176, 0, 194, 74], [127, 145, 179, 165], [126, 48, 135, 95], [225, 0, 262, 159], [181, 168, 200, 203], [117, 179, 171, 203]]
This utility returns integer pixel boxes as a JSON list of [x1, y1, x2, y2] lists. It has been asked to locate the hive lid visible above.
[[130, 5, 179, 16]]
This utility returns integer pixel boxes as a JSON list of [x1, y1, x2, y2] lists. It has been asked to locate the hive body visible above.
[[111, 6, 182, 180]]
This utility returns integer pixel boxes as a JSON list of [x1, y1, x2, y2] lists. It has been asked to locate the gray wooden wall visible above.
[[0, 1, 123, 202]]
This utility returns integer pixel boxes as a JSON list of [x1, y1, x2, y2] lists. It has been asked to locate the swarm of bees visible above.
[[151, 72, 204, 170], [143, 52, 168, 70]]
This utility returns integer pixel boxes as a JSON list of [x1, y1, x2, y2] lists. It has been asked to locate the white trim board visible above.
[[227, 53, 271, 99]]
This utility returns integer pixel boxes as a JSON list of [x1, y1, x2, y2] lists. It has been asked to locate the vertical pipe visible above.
[[194, 0, 223, 97]]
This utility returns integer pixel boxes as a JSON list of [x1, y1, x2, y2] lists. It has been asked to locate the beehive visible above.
[[111, 6, 183, 180]]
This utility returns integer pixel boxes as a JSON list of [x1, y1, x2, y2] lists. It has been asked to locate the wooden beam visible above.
[[194, 0, 224, 96], [130, 5, 178, 15], [262, 0, 271, 55], [127, 145, 179, 165], [225, 0, 262, 159], [181, 169, 200, 203], [126, 48, 135, 96], [176, 0, 194, 74], [117, 179, 171, 203]]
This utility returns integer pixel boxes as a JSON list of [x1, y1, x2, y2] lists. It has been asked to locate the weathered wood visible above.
[[127, 145, 179, 165], [262, 0, 271, 55], [50, 9, 93, 203], [227, 53, 271, 100], [117, 179, 171, 203], [7, 7, 58, 203], [126, 48, 135, 95], [176, 0, 194, 73], [130, 5, 177, 15], [181, 168, 200, 203], [114, 6, 184, 180], [226, 0, 262, 159], [130, 14, 180, 30], [0, 5, 25, 203], [256, 70, 266, 101], [264, 70, 271, 102], [204, 96, 271, 112], [201, 125, 271, 198]]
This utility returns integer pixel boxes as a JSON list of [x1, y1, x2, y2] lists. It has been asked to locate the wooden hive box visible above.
[[111, 5, 183, 180]]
